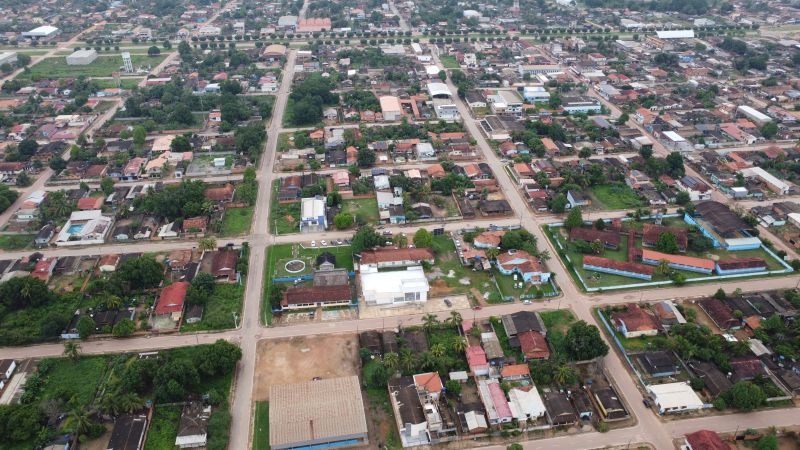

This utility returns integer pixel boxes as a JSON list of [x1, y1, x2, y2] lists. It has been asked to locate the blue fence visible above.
[[273, 271, 356, 283]]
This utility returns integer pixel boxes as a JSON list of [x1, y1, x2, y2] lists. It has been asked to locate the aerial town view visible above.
[[1, 0, 800, 449]]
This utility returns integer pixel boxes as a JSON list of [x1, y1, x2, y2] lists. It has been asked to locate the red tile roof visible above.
[[211, 249, 238, 280], [282, 284, 351, 306], [641, 249, 715, 271], [466, 346, 489, 369], [76, 196, 104, 210], [642, 224, 688, 251], [500, 364, 531, 379], [583, 255, 655, 276], [359, 247, 434, 264], [518, 331, 550, 360], [569, 228, 621, 247], [182, 216, 208, 233], [715, 257, 766, 271], [611, 304, 659, 333], [413, 372, 443, 394], [685, 430, 730, 450], [204, 183, 235, 202], [155, 282, 188, 315]]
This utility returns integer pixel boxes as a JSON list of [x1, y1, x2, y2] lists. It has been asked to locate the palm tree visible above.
[[102, 294, 123, 310], [448, 311, 463, 330], [430, 343, 446, 358], [63, 341, 81, 361], [656, 259, 671, 276], [63, 406, 95, 443], [383, 352, 400, 371], [450, 336, 468, 353], [484, 247, 500, 261], [418, 351, 437, 370], [399, 349, 416, 373], [554, 365, 576, 386], [422, 314, 439, 335]]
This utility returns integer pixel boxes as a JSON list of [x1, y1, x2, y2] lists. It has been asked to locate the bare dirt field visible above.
[[253, 334, 360, 401]]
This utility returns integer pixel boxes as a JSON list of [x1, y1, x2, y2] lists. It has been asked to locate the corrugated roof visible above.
[[269, 376, 367, 448], [641, 249, 715, 271]]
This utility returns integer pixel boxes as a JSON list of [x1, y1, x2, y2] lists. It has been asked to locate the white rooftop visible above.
[[656, 29, 695, 39], [427, 82, 452, 98], [647, 382, 703, 411], [508, 387, 546, 421], [360, 266, 429, 294]]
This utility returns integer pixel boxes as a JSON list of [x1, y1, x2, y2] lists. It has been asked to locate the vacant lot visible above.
[[220, 206, 253, 236], [342, 197, 379, 224], [253, 334, 360, 400], [24, 54, 166, 79], [0, 234, 33, 250], [589, 183, 644, 210]]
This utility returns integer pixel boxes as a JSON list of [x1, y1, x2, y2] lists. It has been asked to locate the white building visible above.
[[360, 266, 429, 306], [562, 96, 601, 114], [739, 167, 790, 195], [197, 26, 222, 37], [66, 49, 99, 66], [647, 382, 704, 414], [522, 86, 550, 103], [655, 30, 695, 39], [300, 196, 327, 232], [22, 25, 60, 41], [379, 96, 402, 121], [55, 210, 113, 246], [737, 105, 771, 126], [0, 52, 18, 67], [488, 91, 523, 116], [508, 387, 546, 422], [432, 98, 459, 120]]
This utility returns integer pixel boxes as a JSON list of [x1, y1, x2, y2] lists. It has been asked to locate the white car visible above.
[[311, 240, 316, 247], [321, 240, 327, 246]]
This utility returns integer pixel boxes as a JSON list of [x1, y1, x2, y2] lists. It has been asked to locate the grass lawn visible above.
[[589, 183, 644, 210], [253, 402, 270, 450], [221, 206, 254, 237], [92, 77, 144, 89], [180, 283, 244, 332], [277, 132, 293, 152], [342, 197, 379, 224], [0, 234, 34, 250], [41, 356, 110, 405], [540, 310, 575, 357], [270, 180, 300, 235], [23, 54, 167, 79], [439, 55, 459, 69], [492, 269, 524, 300], [144, 405, 182, 450]]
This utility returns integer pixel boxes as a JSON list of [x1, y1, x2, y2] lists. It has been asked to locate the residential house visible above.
[[610, 304, 660, 338], [155, 281, 189, 322]]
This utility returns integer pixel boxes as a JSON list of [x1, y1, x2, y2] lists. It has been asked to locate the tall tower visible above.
[[121, 51, 133, 73], [512, 0, 520, 15]]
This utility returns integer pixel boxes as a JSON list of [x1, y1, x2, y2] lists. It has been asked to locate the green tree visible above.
[[756, 434, 778, 450], [422, 314, 439, 334], [350, 226, 383, 253], [438, 70, 447, 81], [550, 193, 568, 213], [76, 316, 95, 340], [199, 237, 217, 251], [383, 352, 399, 371], [565, 321, 608, 361], [655, 232, 679, 254], [675, 191, 690, 205], [100, 176, 115, 196], [445, 379, 462, 396], [760, 122, 778, 139], [594, 218, 606, 230], [564, 207, 583, 230], [132, 126, 146, 147], [507, 444, 523, 450], [333, 212, 354, 229], [147, 45, 161, 56], [49, 157, 68, 173], [413, 228, 433, 248], [727, 381, 766, 411], [112, 318, 136, 337]]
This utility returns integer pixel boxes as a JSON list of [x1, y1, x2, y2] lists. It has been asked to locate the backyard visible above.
[[220, 207, 254, 236], [589, 183, 644, 210], [180, 282, 245, 332], [341, 197, 379, 225], [429, 236, 501, 302], [23, 54, 167, 79], [40, 356, 111, 405], [143, 405, 182, 450], [439, 55, 459, 69], [270, 180, 300, 235]]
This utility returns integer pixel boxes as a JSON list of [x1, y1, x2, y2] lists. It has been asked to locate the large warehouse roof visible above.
[[655, 29, 694, 39], [379, 95, 402, 113], [427, 82, 452, 98], [269, 376, 368, 448], [24, 25, 59, 36]]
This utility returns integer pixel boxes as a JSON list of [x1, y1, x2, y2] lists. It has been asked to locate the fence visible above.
[[272, 272, 356, 283]]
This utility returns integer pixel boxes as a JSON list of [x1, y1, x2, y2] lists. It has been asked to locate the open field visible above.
[[22, 54, 166, 79], [0, 234, 34, 250], [221, 206, 254, 236], [439, 55, 459, 69], [40, 356, 110, 405], [181, 283, 244, 332], [92, 77, 145, 89], [589, 183, 644, 210], [269, 180, 300, 235], [253, 401, 270, 450], [252, 334, 360, 400]]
